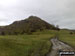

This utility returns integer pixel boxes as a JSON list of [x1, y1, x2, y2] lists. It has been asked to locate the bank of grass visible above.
[[0, 30, 75, 56], [0, 33, 53, 56], [58, 30, 75, 49], [33, 30, 75, 50], [58, 34, 75, 49]]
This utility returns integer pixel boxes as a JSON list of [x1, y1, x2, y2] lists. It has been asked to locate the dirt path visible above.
[[47, 38, 74, 56]]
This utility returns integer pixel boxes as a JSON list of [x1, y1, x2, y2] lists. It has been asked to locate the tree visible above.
[[1, 32, 5, 35], [70, 32, 73, 35], [56, 25, 60, 31]]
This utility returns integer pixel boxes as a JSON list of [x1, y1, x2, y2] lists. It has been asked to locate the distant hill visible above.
[[0, 16, 59, 35]]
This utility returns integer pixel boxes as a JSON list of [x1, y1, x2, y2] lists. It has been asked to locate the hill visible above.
[[0, 16, 59, 35]]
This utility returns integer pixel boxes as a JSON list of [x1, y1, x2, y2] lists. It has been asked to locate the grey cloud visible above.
[[0, 0, 75, 29]]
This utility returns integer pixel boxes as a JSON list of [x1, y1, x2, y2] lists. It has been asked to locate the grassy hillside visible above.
[[58, 30, 75, 49], [0, 30, 74, 56], [0, 34, 53, 56], [34, 30, 75, 49], [0, 16, 59, 35]]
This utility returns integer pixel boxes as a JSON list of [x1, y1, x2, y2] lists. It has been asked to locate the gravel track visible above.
[[47, 38, 74, 56]]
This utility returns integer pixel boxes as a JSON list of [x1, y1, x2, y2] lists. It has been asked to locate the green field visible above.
[[0, 34, 53, 56], [58, 30, 75, 49], [0, 30, 75, 56]]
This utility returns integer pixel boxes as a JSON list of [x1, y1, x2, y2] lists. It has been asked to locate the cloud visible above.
[[0, 0, 75, 29]]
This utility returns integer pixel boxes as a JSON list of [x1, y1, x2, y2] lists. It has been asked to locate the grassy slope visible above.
[[58, 30, 75, 49], [0, 30, 75, 56], [0, 31, 53, 56]]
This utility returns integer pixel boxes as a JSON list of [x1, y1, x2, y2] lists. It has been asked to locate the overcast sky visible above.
[[0, 0, 75, 29]]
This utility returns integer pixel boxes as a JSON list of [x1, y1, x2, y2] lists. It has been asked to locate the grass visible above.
[[0, 34, 53, 56], [58, 30, 75, 49], [0, 30, 75, 56]]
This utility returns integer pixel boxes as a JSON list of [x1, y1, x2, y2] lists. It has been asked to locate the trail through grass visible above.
[[0, 30, 75, 56]]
